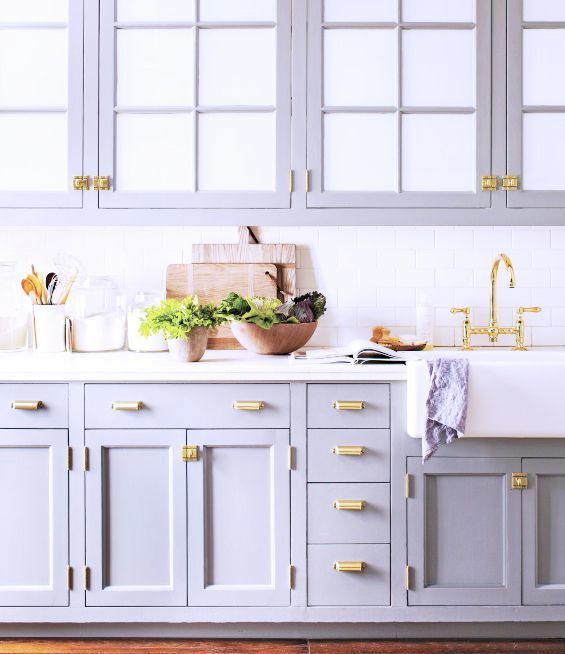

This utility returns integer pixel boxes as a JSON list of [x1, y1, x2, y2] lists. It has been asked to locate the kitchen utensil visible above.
[[58, 272, 78, 305], [23, 275, 44, 304], [45, 272, 58, 304], [21, 278, 38, 302]]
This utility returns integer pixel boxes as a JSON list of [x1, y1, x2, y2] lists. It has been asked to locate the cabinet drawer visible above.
[[307, 384, 389, 429], [308, 544, 390, 606], [85, 383, 289, 428], [308, 483, 390, 544], [308, 429, 390, 482], [0, 384, 68, 428]]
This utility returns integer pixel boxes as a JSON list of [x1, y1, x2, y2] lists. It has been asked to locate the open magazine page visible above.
[[291, 339, 411, 364]]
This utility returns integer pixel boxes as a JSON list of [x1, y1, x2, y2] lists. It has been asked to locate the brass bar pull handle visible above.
[[333, 499, 366, 511], [333, 400, 365, 410], [332, 445, 365, 456], [112, 401, 143, 411], [333, 561, 366, 573], [11, 400, 43, 410], [232, 400, 265, 411]]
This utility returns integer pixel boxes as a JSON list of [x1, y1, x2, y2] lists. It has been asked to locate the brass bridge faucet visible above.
[[451, 253, 541, 350]]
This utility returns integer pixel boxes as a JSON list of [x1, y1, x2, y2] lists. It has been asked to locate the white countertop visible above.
[[0, 349, 408, 382]]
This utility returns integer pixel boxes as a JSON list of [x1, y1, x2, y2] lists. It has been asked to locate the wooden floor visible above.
[[1, 641, 565, 654]]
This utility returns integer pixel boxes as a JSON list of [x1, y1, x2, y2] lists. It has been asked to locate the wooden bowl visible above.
[[230, 321, 318, 355]]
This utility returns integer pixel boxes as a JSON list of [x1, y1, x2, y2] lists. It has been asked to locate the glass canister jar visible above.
[[0, 262, 28, 351], [67, 276, 126, 352], [127, 291, 167, 352]]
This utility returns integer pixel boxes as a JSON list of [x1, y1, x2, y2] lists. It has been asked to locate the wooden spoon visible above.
[[58, 271, 78, 305], [21, 278, 39, 304], [27, 274, 45, 304]]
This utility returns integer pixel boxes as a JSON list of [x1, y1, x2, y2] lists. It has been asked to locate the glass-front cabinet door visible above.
[[98, 0, 291, 208], [0, 0, 83, 208], [507, 0, 565, 207], [306, 0, 491, 208]]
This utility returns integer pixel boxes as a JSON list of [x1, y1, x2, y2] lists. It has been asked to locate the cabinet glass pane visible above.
[[199, 0, 275, 22], [324, 29, 396, 107], [116, 113, 194, 191], [117, 29, 194, 107], [198, 29, 275, 106], [523, 0, 565, 22], [324, 0, 397, 22], [523, 113, 565, 191], [402, 30, 475, 107], [0, 0, 67, 22], [523, 30, 565, 106], [402, 0, 475, 23], [0, 113, 67, 191], [0, 29, 67, 106], [198, 112, 275, 190], [402, 114, 475, 191], [323, 113, 397, 191], [117, 0, 195, 22]]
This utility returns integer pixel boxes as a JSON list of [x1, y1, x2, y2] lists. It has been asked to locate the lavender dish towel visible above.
[[424, 358, 469, 461]]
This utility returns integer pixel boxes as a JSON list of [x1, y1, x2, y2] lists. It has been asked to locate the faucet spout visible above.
[[490, 253, 516, 337]]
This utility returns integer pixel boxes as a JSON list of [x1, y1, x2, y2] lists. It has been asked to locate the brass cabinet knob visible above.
[[333, 500, 366, 511], [232, 400, 265, 411], [111, 401, 143, 411], [11, 400, 43, 410], [332, 445, 365, 456], [333, 400, 365, 410], [333, 561, 366, 573]]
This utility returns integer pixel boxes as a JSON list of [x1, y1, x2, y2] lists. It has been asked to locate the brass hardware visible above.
[[512, 472, 528, 490], [450, 307, 472, 350], [288, 446, 294, 471], [513, 306, 542, 351], [182, 444, 199, 462], [332, 445, 365, 456], [405, 565, 411, 591], [333, 400, 365, 411], [503, 174, 519, 191], [67, 447, 73, 471], [11, 400, 43, 410], [232, 400, 264, 411], [333, 561, 366, 573], [288, 170, 294, 193], [333, 499, 366, 511], [93, 175, 111, 191], [305, 169, 310, 193], [405, 473, 411, 499], [112, 401, 143, 411], [289, 564, 294, 590], [481, 175, 499, 192], [67, 565, 73, 591], [73, 175, 90, 191], [84, 566, 90, 591], [83, 447, 89, 472]]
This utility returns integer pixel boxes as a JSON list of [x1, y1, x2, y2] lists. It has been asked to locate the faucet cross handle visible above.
[[514, 307, 542, 351]]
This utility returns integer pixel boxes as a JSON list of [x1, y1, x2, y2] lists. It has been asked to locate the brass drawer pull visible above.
[[182, 445, 199, 462], [333, 561, 366, 573], [11, 400, 43, 411], [511, 472, 528, 489], [332, 445, 365, 456], [333, 400, 365, 410], [333, 499, 366, 511], [232, 400, 265, 411], [112, 401, 143, 411]]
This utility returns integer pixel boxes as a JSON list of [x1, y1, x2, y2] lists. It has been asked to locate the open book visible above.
[[291, 339, 412, 364]]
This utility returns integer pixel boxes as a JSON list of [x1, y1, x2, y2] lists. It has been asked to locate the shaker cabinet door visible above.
[[522, 459, 565, 605], [0, 1, 84, 208], [187, 429, 290, 606], [98, 0, 291, 209], [85, 429, 187, 606], [407, 457, 521, 606], [0, 430, 68, 606], [306, 0, 492, 208]]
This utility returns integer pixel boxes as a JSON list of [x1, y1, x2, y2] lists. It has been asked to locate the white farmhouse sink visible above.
[[406, 349, 565, 438]]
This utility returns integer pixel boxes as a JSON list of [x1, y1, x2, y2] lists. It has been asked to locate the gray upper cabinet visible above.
[[97, 0, 291, 209], [407, 457, 522, 606]]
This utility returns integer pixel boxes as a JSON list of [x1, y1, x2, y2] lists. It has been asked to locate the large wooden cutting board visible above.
[[166, 262, 278, 349]]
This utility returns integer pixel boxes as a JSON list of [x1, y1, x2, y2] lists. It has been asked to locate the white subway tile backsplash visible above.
[[3, 225, 565, 346]]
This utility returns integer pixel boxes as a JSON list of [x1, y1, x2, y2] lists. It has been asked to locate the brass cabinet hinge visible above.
[[305, 169, 310, 193], [93, 175, 111, 191], [405, 473, 411, 499], [481, 175, 499, 192], [67, 565, 73, 591], [182, 445, 199, 462], [405, 565, 411, 591], [288, 446, 295, 471], [67, 447, 73, 471], [502, 174, 519, 191], [83, 447, 89, 471], [72, 175, 90, 191], [84, 566, 90, 591], [289, 564, 294, 589], [512, 472, 528, 490], [288, 170, 294, 193]]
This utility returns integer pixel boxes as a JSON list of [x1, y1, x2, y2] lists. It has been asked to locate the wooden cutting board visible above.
[[166, 262, 278, 349]]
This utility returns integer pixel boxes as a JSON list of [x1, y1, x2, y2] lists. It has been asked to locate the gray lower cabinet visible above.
[[407, 457, 522, 606], [0, 429, 69, 607], [522, 459, 565, 605]]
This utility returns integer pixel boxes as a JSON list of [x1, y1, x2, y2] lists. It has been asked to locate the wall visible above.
[[2, 225, 564, 347]]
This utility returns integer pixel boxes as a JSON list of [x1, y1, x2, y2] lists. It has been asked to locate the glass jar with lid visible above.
[[127, 291, 168, 352], [0, 262, 28, 351], [67, 276, 126, 352]]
